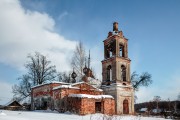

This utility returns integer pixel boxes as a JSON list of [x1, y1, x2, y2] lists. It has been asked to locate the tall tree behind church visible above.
[[71, 42, 86, 80], [12, 52, 57, 101]]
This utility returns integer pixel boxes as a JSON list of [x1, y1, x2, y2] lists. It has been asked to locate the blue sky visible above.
[[0, 0, 180, 104]]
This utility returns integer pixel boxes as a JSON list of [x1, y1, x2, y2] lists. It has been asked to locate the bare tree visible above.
[[154, 96, 161, 110], [57, 72, 71, 83], [12, 52, 57, 101], [131, 71, 152, 91], [71, 42, 86, 80], [26, 52, 57, 85], [167, 98, 171, 111], [12, 75, 31, 101]]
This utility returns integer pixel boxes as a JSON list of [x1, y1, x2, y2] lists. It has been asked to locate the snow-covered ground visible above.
[[0, 110, 172, 120]]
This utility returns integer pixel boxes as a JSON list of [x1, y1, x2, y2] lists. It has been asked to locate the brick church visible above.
[[31, 22, 134, 115]]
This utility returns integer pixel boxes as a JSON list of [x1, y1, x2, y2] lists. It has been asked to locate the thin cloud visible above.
[[58, 11, 68, 21]]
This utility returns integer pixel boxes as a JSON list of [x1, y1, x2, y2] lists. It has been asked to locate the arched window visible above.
[[119, 44, 125, 57], [121, 65, 126, 82], [107, 65, 112, 81], [108, 46, 114, 58]]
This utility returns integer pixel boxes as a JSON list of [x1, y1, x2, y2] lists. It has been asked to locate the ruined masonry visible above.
[[31, 22, 134, 115]]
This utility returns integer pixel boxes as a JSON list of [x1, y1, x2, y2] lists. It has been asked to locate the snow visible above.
[[0, 110, 172, 120], [90, 88, 103, 91], [87, 77, 101, 88], [152, 109, 162, 113], [71, 82, 85, 86], [31, 81, 69, 89], [0, 112, 6, 116], [53, 85, 79, 90], [68, 94, 114, 99], [102, 83, 133, 88], [139, 108, 148, 112]]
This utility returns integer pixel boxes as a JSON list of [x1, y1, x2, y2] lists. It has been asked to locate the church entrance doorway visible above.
[[123, 99, 129, 114]]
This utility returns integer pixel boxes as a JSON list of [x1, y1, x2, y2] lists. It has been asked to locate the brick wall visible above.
[[60, 89, 79, 98], [31, 83, 64, 110], [67, 97, 81, 114], [58, 84, 102, 99], [102, 98, 115, 115], [67, 97, 115, 115], [32, 82, 113, 115], [81, 98, 95, 115], [67, 97, 95, 115], [32, 83, 62, 98]]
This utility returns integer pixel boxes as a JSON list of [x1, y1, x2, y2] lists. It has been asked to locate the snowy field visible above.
[[0, 110, 172, 120]]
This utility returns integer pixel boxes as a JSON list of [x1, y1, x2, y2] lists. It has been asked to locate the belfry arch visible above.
[[119, 44, 125, 57]]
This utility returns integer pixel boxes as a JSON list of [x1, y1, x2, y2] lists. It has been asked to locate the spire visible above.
[[88, 50, 90, 69], [85, 58, 87, 67]]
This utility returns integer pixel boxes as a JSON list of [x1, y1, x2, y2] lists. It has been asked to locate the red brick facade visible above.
[[31, 82, 115, 115], [67, 96, 115, 115], [32, 83, 63, 98]]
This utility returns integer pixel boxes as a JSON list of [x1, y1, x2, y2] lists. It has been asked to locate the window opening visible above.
[[119, 44, 125, 57], [121, 65, 126, 82], [107, 65, 112, 81]]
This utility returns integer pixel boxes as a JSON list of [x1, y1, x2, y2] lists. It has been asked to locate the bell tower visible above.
[[101, 22, 134, 114]]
